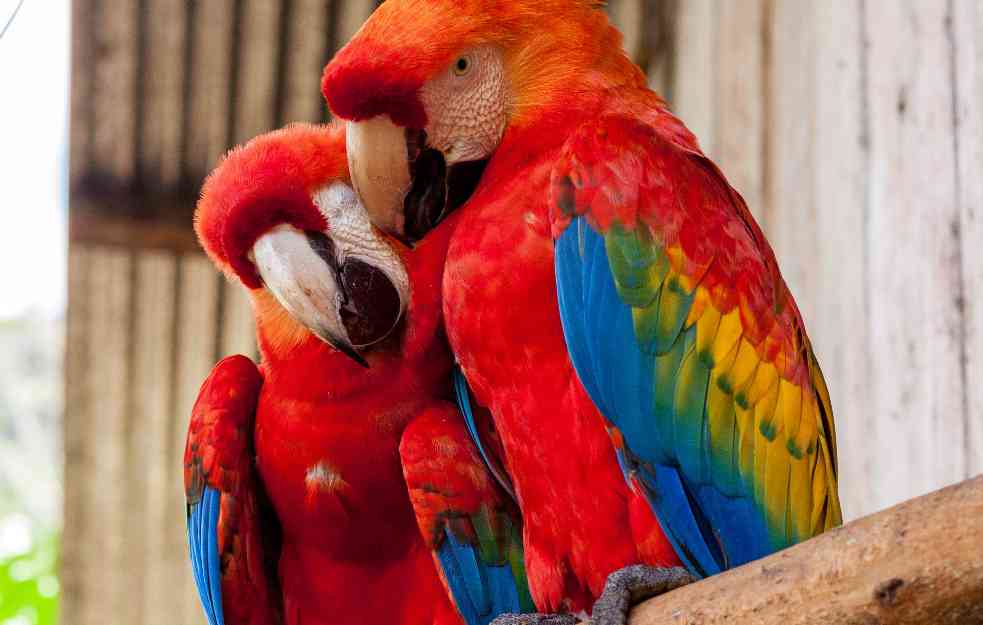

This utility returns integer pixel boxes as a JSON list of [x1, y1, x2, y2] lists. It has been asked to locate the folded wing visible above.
[[400, 401, 534, 625], [551, 114, 841, 577], [184, 355, 281, 625]]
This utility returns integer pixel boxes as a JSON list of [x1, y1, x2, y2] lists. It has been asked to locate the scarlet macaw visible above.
[[185, 122, 532, 625], [321, 1, 842, 622]]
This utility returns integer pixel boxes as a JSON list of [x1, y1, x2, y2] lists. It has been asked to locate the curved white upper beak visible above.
[[249, 183, 411, 367], [252, 224, 368, 363], [346, 117, 412, 239]]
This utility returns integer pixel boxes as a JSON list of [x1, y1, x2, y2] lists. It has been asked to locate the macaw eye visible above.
[[453, 55, 473, 76]]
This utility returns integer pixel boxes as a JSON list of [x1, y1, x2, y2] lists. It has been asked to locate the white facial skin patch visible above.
[[313, 182, 410, 297], [419, 45, 510, 165]]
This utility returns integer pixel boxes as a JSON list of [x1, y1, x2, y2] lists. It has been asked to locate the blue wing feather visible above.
[[449, 371, 535, 623], [188, 486, 225, 625], [556, 217, 776, 577], [436, 529, 526, 625], [453, 369, 516, 501]]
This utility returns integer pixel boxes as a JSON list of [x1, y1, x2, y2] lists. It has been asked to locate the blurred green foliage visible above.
[[0, 314, 62, 625], [0, 526, 58, 625]]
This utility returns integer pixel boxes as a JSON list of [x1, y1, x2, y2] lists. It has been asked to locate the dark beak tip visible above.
[[326, 334, 370, 368]]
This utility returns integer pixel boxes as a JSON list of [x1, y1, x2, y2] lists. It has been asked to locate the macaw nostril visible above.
[[338, 258, 403, 348]]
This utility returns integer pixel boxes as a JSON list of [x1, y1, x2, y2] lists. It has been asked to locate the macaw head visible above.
[[195, 123, 445, 372], [320, 0, 646, 242]]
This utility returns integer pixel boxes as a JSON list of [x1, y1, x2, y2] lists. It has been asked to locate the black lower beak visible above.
[[402, 130, 488, 242], [306, 233, 403, 368]]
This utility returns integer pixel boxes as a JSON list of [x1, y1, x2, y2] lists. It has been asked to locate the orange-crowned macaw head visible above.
[[321, 0, 643, 242], [195, 123, 411, 367]]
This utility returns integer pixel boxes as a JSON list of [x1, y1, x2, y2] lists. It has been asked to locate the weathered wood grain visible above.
[[952, 0, 983, 478], [69, 0, 94, 186], [70, 208, 201, 253], [140, 0, 187, 189], [60, 246, 91, 625], [809, 0, 873, 520], [639, 0, 678, 96], [628, 475, 983, 625], [671, 0, 716, 153], [863, 0, 967, 512], [672, 0, 767, 221], [281, 0, 333, 123], [335, 0, 375, 50], [91, 0, 138, 184], [233, 0, 284, 145], [184, 0, 235, 182], [764, 0, 816, 321], [130, 253, 178, 625], [714, 0, 767, 223], [81, 249, 132, 625], [608, 0, 644, 63]]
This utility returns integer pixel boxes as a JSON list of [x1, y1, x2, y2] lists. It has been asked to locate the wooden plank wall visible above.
[[669, 0, 983, 520], [64, 1, 982, 624]]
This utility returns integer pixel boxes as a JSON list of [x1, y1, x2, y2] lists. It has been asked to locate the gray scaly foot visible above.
[[490, 614, 580, 625], [589, 565, 692, 625]]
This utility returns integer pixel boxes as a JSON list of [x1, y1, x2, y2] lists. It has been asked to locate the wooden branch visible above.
[[627, 475, 983, 625]]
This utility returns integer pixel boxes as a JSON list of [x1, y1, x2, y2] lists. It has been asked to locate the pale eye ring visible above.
[[453, 55, 473, 76]]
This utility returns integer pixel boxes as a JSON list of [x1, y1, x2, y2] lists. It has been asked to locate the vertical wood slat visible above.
[[140, 0, 187, 188], [69, 0, 94, 186], [233, 0, 285, 144], [671, 1, 767, 222], [60, 246, 91, 625], [281, 0, 333, 123], [954, 0, 983, 478], [81, 249, 132, 625], [809, 0, 873, 520], [184, 0, 235, 181], [607, 0, 644, 63], [172, 255, 223, 625], [864, 0, 966, 512], [130, 254, 179, 625], [640, 0, 678, 97], [335, 0, 375, 51], [713, 0, 768, 224], [91, 0, 139, 183], [671, 0, 716, 153], [765, 1, 817, 325]]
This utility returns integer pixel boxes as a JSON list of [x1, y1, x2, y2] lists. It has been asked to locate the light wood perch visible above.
[[624, 475, 983, 625]]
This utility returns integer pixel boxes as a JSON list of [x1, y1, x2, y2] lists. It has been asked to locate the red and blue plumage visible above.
[[322, 0, 842, 612], [550, 113, 840, 575], [185, 122, 532, 625], [402, 401, 534, 624], [184, 355, 279, 625]]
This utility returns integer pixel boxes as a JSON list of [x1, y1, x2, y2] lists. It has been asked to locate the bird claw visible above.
[[490, 613, 581, 625], [588, 565, 692, 625]]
